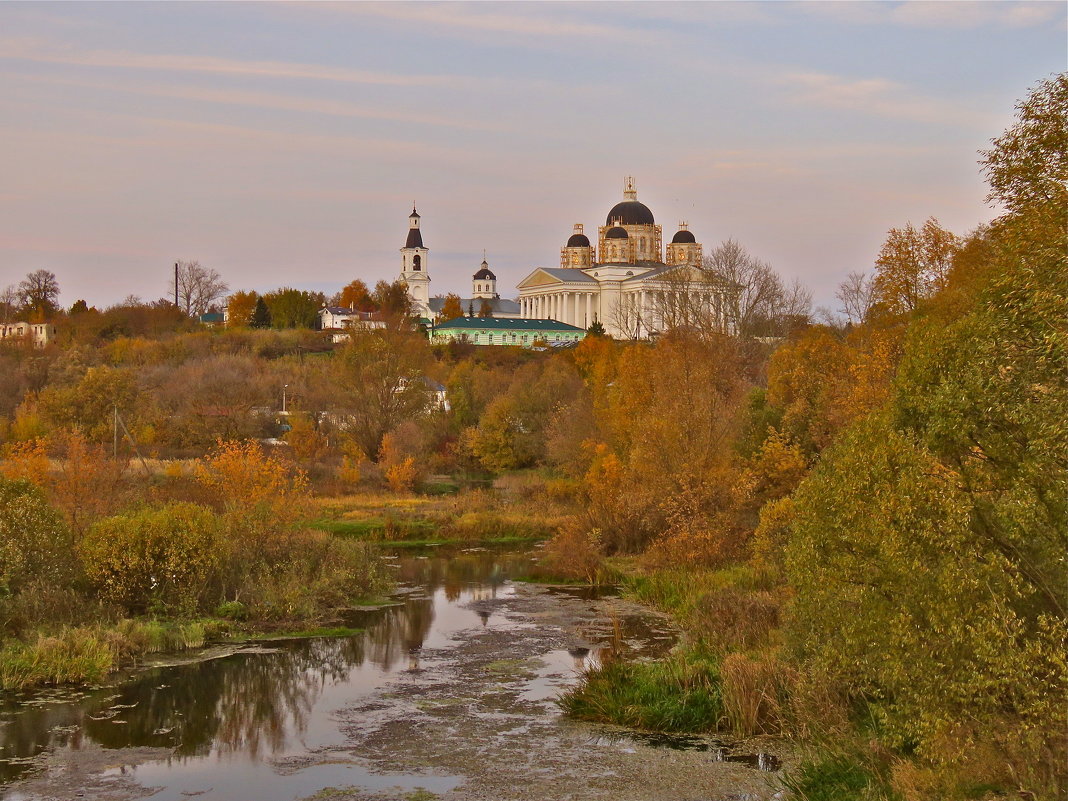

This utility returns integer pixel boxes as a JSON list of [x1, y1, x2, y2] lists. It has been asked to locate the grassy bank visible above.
[[0, 619, 209, 691], [557, 560, 906, 801], [309, 483, 572, 546]]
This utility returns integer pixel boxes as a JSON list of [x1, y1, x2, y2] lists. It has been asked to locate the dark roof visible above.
[[606, 200, 654, 226], [404, 228, 424, 248], [605, 226, 629, 239], [427, 297, 521, 314], [473, 262, 496, 280], [409, 206, 420, 219], [566, 232, 591, 247], [434, 317, 585, 333], [671, 229, 697, 244]]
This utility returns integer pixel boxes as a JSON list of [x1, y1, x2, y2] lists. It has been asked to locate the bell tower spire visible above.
[[400, 204, 430, 316]]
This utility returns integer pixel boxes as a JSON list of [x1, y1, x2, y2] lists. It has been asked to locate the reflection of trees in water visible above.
[[0, 549, 536, 784]]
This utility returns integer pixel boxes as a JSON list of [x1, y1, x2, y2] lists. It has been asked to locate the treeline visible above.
[[549, 76, 1066, 800]]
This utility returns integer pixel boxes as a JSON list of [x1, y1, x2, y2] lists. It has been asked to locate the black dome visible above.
[[671, 229, 696, 244], [473, 263, 496, 280], [606, 200, 654, 226], [605, 226, 629, 239], [566, 233, 591, 247]]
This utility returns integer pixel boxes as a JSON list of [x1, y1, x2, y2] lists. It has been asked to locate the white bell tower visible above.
[[400, 205, 430, 315]]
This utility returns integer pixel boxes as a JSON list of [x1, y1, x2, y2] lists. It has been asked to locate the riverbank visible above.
[[1, 548, 793, 801]]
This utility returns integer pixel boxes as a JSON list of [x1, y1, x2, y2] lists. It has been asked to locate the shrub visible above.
[[0, 477, 75, 597], [541, 521, 603, 583], [80, 502, 223, 615]]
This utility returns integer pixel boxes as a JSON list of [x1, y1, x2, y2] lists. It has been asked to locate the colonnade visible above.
[[520, 291, 598, 330]]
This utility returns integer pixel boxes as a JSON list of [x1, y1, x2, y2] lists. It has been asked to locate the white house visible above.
[[0, 321, 56, 348]]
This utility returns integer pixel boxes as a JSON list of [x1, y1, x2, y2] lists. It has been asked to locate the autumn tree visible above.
[[478, 298, 494, 318], [226, 290, 258, 327], [372, 280, 413, 321], [174, 260, 229, 317], [331, 328, 431, 457], [18, 270, 60, 320], [438, 293, 463, 322], [870, 218, 959, 316], [335, 279, 375, 311]]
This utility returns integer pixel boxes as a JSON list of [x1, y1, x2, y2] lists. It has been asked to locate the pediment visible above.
[[517, 268, 565, 289]]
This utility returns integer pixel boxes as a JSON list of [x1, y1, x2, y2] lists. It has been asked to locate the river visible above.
[[0, 545, 788, 801]]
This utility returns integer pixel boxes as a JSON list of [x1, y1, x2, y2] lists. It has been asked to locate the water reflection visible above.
[[0, 547, 531, 790]]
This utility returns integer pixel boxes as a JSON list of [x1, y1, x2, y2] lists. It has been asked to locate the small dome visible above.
[[605, 200, 654, 226], [605, 226, 629, 240], [671, 229, 696, 244], [473, 261, 496, 280], [566, 233, 591, 247]]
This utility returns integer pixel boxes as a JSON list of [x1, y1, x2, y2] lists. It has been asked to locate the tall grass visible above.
[[0, 619, 208, 691], [558, 647, 723, 732]]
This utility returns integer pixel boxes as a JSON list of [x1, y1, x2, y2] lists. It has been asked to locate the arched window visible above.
[[412, 255, 421, 271]]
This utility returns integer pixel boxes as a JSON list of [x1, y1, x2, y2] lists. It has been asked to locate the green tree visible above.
[[586, 320, 606, 336], [250, 296, 272, 329], [263, 288, 322, 329], [36, 366, 139, 443], [981, 74, 1068, 213]]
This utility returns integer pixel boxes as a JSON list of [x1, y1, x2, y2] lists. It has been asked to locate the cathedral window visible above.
[[413, 255, 421, 271]]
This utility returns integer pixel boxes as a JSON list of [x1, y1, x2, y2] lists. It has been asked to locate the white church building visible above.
[[516, 179, 738, 339], [399, 207, 522, 320]]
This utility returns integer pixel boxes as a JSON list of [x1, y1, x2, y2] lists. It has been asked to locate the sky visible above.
[[1, 1, 1065, 313]]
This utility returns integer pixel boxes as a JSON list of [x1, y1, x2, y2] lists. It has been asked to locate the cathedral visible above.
[[516, 179, 737, 339]]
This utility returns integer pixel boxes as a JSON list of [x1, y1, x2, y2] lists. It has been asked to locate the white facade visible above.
[[518, 180, 737, 339], [400, 207, 431, 316], [0, 321, 56, 348]]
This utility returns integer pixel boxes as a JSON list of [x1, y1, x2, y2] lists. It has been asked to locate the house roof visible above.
[[434, 317, 585, 333]]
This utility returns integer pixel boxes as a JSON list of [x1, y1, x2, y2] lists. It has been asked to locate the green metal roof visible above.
[[433, 317, 585, 333]]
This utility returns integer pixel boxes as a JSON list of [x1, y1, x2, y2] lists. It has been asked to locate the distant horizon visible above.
[[2, 1, 1065, 313]]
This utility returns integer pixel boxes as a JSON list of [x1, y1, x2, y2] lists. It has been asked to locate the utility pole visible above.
[[174, 262, 180, 309]]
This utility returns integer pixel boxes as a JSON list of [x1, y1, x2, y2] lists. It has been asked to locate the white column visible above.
[[586, 292, 592, 327]]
